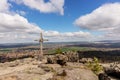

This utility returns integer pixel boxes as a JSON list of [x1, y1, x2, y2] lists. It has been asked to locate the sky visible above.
[[0, 0, 120, 43]]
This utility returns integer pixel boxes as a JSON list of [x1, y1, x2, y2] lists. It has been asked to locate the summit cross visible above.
[[35, 33, 48, 60]]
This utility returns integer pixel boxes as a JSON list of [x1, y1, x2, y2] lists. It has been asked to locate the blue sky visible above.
[[0, 0, 120, 43], [10, 0, 118, 32]]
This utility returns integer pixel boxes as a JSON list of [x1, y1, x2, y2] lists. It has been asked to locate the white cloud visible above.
[[63, 31, 91, 38], [0, 1, 92, 43], [44, 31, 60, 37], [0, 12, 43, 43], [0, 0, 10, 12], [43, 31, 93, 42], [0, 0, 43, 43], [0, 13, 42, 33], [74, 3, 120, 31], [74, 3, 120, 40], [10, 0, 65, 15], [44, 31, 92, 37], [0, 0, 93, 43]]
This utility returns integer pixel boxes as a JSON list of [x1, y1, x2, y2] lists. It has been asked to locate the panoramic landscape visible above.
[[0, 0, 120, 80]]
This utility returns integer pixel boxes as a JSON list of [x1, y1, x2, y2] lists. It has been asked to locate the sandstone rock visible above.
[[25, 68, 46, 75], [98, 73, 110, 80], [38, 63, 61, 72], [47, 68, 98, 80], [65, 51, 79, 62], [55, 54, 68, 66], [79, 58, 93, 64], [47, 54, 68, 66], [65, 68, 98, 80], [1, 75, 21, 80], [47, 70, 67, 80], [47, 56, 56, 64]]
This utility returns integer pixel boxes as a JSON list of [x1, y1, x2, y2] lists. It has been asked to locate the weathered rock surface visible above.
[[0, 57, 99, 80], [47, 54, 68, 66], [46, 62, 98, 80], [64, 51, 79, 62], [65, 68, 98, 80], [48, 68, 98, 80], [47, 51, 80, 65], [98, 73, 111, 80]]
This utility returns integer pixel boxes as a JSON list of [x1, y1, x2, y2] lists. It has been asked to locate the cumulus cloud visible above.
[[74, 3, 120, 31], [44, 31, 92, 37], [0, 13, 42, 33], [0, 0, 93, 43], [0, 0, 43, 43], [74, 3, 120, 40], [0, 12, 43, 43], [0, 0, 10, 12], [0, 12, 44, 43], [43, 31, 93, 42], [10, 0, 65, 15]]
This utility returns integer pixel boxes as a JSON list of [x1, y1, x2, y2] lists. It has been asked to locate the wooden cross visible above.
[[35, 33, 48, 60]]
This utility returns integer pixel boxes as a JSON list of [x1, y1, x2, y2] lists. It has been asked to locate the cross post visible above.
[[35, 33, 48, 60]]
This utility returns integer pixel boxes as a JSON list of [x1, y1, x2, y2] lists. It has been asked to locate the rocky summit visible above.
[[0, 57, 99, 80]]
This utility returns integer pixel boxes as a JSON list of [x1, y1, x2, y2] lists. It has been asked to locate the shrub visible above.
[[87, 57, 103, 74], [55, 48, 62, 54]]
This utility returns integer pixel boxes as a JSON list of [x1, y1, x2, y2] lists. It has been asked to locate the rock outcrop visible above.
[[47, 54, 68, 66], [98, 73, 110, 80]]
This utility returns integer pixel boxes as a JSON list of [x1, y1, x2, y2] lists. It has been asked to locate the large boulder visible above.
[[65, 51, 79, 62], [79, 58, 93, 64], [47, 54, 68, 66], [47, 51, 80, 64], [47, 56, 56, 64]]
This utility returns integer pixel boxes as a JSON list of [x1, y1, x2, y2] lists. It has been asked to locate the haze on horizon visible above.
[[0, 0, 120, 43]]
